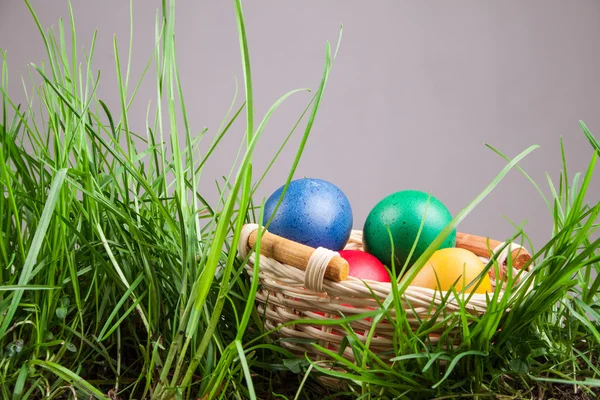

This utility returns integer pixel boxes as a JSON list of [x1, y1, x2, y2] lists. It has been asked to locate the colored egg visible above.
[[338, 250, 391, 282], [363, 190, 455, 271], [262, 178, 353, 251], [407, 247, 492, 294]]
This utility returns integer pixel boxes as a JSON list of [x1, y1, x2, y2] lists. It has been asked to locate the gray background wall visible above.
[[1, 1, 600, 252]]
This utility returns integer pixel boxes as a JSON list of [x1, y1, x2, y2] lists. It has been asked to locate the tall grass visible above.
[[1, 1, 600, 399], [0, 0, 330, 398]]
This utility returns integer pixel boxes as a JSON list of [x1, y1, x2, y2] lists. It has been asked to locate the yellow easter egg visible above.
[[409, 248, 492, 294]]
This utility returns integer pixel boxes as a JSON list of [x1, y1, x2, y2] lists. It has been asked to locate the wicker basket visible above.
[[238, 223, 531, 373]]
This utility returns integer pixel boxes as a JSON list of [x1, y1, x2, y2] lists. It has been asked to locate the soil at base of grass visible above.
[[532, 384, 600, 400]]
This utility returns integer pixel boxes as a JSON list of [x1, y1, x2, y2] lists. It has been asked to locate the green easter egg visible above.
[[362, 190, 456, 272]]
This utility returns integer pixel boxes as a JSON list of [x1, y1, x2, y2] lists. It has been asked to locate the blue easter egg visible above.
[[262, 178, 353, 251]]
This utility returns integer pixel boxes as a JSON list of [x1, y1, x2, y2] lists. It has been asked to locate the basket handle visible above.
[[456, 233, 531, 269], [239, 224, 349, 282], [238, 225, 532, 283]]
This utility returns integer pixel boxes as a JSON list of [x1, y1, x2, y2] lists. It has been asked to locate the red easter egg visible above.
[[339, 250, 391, 283]]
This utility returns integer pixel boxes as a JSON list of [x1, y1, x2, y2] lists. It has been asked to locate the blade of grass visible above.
[[0, 168, 67, 339], [235, 340, 257, 400], [30, 360, 108, 400]]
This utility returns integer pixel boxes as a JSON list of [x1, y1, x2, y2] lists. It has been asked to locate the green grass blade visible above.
[[235, 340, 257, 400], [581, 120, 600, 154], [0, 285, 60, 291], [29, 360, 108, 399], [12, 363, 28, 400], [431, 351, 487, 389], [96, 274, 144, 341], [234, 0, 253, 145], [99, 290, 148, 342], [0, 168, 67, 339]]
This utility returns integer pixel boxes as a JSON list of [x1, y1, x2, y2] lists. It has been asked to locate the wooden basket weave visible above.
[[238, 223, 531, 369]]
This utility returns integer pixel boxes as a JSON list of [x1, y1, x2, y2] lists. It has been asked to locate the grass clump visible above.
[[0, 0, 324, 398], [1, 1, 600, 399]]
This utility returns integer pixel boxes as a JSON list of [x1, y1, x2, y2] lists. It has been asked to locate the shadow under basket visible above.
[[238, 223, 532, 387]]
